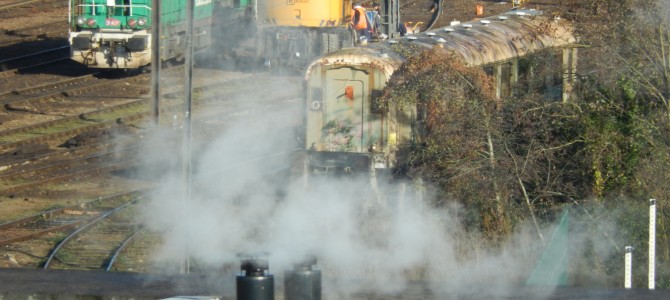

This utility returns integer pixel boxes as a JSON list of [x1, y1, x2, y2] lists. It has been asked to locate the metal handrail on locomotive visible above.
[[301, 9, 577, 176], [68, 0, 252, 69]]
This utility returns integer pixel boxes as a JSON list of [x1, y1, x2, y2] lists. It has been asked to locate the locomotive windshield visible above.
[[71, 0, 152, 30]]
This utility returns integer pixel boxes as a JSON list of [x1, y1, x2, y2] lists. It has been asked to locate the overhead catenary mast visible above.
[[151, 0, 160, 124], [180, 0, 195, 274]]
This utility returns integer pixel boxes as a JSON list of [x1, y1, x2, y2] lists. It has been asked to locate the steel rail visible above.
[[0, 191, 144, 246], [0, 0, 40, 11], [10, 106, 300, 270], [0, 46, 69, 65], [104, 153, 298, 272], [0, 158, 140, 196], [42, 196, 144, 269], [104, 227, 145, 271], [0, 49, 71, 77], [0, 144, 139, 179], [1, 21, 65, 35]]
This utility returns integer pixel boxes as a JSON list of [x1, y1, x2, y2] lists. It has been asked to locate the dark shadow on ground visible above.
[[0, 37, 95, 77]]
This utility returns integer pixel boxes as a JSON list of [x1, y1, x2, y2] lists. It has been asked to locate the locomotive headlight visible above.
[[76, 16, 86, 26], [86, 18, 96, 27], [137, 17, 147, 26], [128, 18, 137, 27]]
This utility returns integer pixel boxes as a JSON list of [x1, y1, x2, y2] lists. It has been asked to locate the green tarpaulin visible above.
[[526, 208, 570, 286]]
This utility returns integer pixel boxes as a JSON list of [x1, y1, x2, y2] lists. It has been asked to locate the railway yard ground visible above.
[[0, 0, 532, 224], [1, 0, 669, 299], [0, 0, 302, 282]]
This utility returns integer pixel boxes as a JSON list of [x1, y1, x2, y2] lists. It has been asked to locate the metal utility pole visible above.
[[181, 0, 195, 274], [151, 0, 161, 124]]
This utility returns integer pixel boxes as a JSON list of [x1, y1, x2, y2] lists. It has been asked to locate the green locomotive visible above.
[[68, 0, 252, 69]]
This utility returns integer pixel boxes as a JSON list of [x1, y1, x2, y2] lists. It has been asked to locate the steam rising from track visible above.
[[139, 122, 546, 298], [137, 72, 622, 300]]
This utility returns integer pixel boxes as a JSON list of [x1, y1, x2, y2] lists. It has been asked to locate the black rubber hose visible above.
[[424, 0, 442, 31]]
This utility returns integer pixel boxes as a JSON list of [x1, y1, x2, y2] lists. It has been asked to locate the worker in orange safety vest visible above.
[[350, 3, 371, 43]]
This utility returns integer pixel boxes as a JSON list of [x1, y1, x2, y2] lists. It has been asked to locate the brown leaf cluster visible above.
[[383, 47, 508, 230]]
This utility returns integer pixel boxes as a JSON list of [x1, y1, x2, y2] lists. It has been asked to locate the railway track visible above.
[[0, 146, 295, 272], [0, 192, 141, 267], [0, 125, 300, 272], [0, 143, 142, 196], [0, 0, 41, 11], [0, 0, 66, 15], [0, 20, 68, 48], [41, 193, 144, 270], [0, 192, 140, 246], [21, 147, 296, 272], [0, 72, 101, 101], [0, 46, 71, 73], [105, 227, 159, 272], [0, 72, 297, 153], [0, 92, 301, 201], [0, 50, 97, 99], [0, 0, 71, 82], [0, 66, 303, 270], [0, 0, 300, 274], [0, 70, 301, 188]]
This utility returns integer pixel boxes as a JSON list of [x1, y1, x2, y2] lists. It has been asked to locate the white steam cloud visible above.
[[136, 72, 624, 298], [138, 120, 555, 298]]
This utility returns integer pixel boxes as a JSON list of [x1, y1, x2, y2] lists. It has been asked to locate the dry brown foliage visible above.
[[383, 47, 511, 237]]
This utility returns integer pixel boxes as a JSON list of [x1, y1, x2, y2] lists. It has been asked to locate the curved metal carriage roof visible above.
[[305, 9, 576, 80]]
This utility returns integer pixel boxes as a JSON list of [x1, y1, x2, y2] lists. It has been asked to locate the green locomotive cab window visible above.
[[106, 0, 131, 17], [122, 0, 131, 16]]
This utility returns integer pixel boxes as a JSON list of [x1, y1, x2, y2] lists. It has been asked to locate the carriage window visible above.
[[370, 89, 383, 113], [483, 66, 493, 77]]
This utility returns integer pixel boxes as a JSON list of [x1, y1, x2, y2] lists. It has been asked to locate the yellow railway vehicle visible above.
[[265, 0, 351, 27], [256, 0, 404, 73], [256, 0, 355, 72]]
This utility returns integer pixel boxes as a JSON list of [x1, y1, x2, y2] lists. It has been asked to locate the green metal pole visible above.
[[181, 0, 194, 274], [151, 0, 160, 124]]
